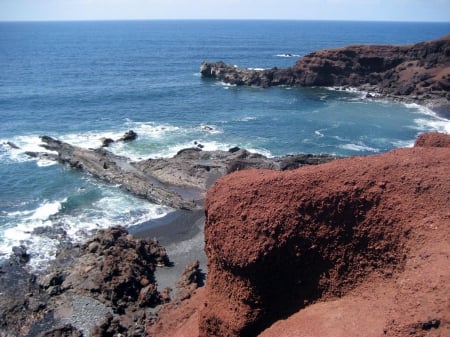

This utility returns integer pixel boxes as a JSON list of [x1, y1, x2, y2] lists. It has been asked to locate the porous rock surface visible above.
[[151, 133, 450, 337]]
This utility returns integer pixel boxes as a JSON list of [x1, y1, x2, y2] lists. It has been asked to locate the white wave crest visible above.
[[340, 143, 380, 153], [0, 191, 172, 271], [29, 200, 63, 221], [275, 53, 300, 58]]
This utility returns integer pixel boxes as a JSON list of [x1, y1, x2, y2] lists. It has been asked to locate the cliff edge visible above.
[[150, 132, 450, 337], [201, 35, 450, 112]]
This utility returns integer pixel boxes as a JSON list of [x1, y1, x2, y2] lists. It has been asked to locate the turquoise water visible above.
[[1, 20, 449, 269]]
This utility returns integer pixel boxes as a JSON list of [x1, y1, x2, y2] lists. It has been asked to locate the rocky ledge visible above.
[[27, 135, 338, 210], [150, 132, 450, 337], [201, 35, 450, 111]]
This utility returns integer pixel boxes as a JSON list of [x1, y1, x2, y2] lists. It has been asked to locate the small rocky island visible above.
[[201, 34, 450, 113]]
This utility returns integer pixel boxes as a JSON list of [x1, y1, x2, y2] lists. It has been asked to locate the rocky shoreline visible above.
[[201, 34, 450, 114], [25, 135, 338, 211], [2, 34, 449, 336], [1, 135, 338, 337]]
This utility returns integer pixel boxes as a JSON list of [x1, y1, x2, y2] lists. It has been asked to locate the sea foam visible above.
[[0, 189, 171, 272]]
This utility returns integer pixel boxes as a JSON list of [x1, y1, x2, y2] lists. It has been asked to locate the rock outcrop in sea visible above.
[[201, 34, 450, 111], [27, 136, 337, 210], [151, 132, 450, 337]]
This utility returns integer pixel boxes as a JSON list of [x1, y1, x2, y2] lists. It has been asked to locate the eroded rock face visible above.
[[199, 133, 450, 336], [201, 35, 450, 107]]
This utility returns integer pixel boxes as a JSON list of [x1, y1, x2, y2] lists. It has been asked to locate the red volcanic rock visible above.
[[146, 133, 450, 337], [198, 133, 450, 336], [414, 131, 450, 147], [293, 34, 450, 103], [201, 35, 450, 107]]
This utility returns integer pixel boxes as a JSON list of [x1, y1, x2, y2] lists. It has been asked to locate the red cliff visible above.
[[201, 35, 450, 110], [149, 133, 450, 337]]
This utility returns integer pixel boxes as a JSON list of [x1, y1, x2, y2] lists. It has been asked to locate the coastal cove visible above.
[[0, 20, 450, 336], [2, 21, 450, 269]]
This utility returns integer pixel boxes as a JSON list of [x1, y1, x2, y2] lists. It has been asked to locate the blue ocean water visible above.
[[1, 20, 449, 269]]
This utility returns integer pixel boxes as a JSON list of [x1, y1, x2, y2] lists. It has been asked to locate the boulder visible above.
[[118, 130, 138, 142]]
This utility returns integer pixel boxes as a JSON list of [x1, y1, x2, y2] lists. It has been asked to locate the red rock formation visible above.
[[201, 35, 450, 108], [293, 34, 450, 101], [414, 131, 450, 147], [147, 133, 450, 337]]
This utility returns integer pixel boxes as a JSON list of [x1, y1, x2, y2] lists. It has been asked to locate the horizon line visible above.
[[1, 18, 449, 24]]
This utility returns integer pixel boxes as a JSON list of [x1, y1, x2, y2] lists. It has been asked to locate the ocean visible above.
[[1, 20, 449, 270]]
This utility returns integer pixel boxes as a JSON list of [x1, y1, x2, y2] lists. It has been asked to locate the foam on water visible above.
[[0, 199, 65, 266], [0, 135, 56, 164], [404, 104, 450, 134], [0, 186, 172, 271], [276, 53, 300, 58], [340, 143, 380, 153]]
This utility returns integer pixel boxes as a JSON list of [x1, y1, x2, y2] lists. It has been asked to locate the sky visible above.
[[0, 0, 449, 22]]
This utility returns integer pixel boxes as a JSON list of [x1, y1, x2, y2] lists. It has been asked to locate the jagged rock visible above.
[[11, 245, 30, 264], [62, 226, 170, 312], [175, 260, 205, 302], [38, 136, 198, 210], [118, 130, 137, 142], [91, 313, 127, 337], [100, 137, 114, 147], [201, 35, 450, 110]]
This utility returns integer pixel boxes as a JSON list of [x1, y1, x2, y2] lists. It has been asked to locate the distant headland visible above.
[[201, 34, 450, 115]]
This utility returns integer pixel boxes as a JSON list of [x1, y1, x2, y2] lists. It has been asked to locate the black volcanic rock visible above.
[[28, 136, 337, 210], [118, 130, 138, 142]]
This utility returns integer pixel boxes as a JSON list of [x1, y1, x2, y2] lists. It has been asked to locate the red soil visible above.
[[149, 133, 450, 337]]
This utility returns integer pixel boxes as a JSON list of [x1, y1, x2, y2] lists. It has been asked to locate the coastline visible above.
[[1, 32, 448, 335], [330, 85, 450, 120]]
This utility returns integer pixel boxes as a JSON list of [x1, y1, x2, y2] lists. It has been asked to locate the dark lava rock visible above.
[[62, 226, 170, 313], [100, 137, 114, 147], [36, 324, 82, 337], [12, 245, 30, 264], [118, 130, 137, 142]]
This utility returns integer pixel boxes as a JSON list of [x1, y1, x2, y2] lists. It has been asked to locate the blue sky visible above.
[[1, 0, 449, 22]]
